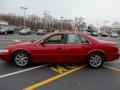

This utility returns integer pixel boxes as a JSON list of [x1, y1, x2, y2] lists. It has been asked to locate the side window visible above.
[[67, 34, 82, 44], [78, 35, 89, 44], [67, 34, 89, 44], [45, 34, 64, 44], [67, 34, 75, 44]]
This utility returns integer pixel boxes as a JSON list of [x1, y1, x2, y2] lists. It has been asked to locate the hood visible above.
[[6, 41, 32, 48], [98, 40, 117, 45]]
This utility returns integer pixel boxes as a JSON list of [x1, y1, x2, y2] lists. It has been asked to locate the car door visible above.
[[32, 34, 66, 62], [64, 33, 91, 63]]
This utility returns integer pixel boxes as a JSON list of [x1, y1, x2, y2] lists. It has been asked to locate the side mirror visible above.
[[40, 41, 45, 45]]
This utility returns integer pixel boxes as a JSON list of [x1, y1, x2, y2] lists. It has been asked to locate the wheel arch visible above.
[[11, 49, 32, 62], [86, 50, 106, 61]]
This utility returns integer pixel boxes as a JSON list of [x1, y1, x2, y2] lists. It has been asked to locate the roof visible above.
[[52, 31, 84, 35]]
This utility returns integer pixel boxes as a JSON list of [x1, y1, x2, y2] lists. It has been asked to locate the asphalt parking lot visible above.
[[0, 34, 120, 90]]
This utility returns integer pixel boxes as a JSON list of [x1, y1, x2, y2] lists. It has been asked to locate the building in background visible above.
[[0, 20, 9, 28]]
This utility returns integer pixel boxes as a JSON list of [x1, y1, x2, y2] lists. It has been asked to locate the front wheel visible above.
[[12, 51, 32, 68], [87, 53, 104, 69]]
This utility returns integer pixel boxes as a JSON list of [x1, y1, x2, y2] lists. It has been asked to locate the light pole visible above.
[[96, 21, 99, 31], [21, 7, 28, 29], [43, 11, 50, 31], [60, 17, 64, 31], [104, 21, 109, 26], [103, 21, 109, 31]]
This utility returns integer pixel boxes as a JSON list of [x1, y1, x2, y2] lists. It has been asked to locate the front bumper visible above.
[[0, 31, 5, 34], [0, 54, 11, 62]]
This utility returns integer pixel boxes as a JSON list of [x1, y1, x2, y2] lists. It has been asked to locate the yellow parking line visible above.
[[103, 65, 120, 72], [50, 65, 69, 74], [23, 65, 85, 90], [13, 39, 21, 42]]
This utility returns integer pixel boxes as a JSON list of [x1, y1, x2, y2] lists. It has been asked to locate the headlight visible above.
[[0, 49, 9, 54]]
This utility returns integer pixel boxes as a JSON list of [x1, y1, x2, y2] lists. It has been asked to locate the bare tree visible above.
[[0, 13, 76, 31]]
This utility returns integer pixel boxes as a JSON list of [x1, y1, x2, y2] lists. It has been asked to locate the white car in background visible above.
[[0, 27, 15, 35], [111, 32, 118, 38], [37, 29, 44, 35], [19, 28, 31, 35]]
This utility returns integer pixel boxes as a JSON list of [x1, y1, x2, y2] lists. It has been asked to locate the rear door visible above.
[[64, 33, 91, 63]]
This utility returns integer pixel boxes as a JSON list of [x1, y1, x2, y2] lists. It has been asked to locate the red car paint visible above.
[[0, 32, 119, 63]]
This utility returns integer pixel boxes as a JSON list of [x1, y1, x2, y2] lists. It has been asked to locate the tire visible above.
[[12, 51, 32, 68], [5, 32, 7, 35], [87, 53, 104, 69]]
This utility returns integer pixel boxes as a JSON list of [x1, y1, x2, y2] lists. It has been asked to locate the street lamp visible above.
[[60, 17, 64, 31], [103, 21, 109, 32], [20, 6, 28, 29], [43, 11, 50, 31], [96, 21, 99, 31], [104, 21, 109, 26]]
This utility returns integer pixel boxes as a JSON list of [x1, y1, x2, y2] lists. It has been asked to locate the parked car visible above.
[[84, 30, 98, 36], [0, 27, 15, 35], [100, 32, 109, 37], [111, 32, 118, 38], [37, 29, 44, 35], [0, 32, 119, 68], [0, 28, 7, 34], [82, 30, 91, 35], [19, 28, 31, 35], [90, 31, 98, 36], [54, 30, 60, 33]]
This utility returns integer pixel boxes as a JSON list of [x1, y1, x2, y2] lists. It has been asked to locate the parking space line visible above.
[[0, 64, 49, 79], [103, 65, 120, 72], [23, 65, 85, 90], [13, 39, 21, 42]]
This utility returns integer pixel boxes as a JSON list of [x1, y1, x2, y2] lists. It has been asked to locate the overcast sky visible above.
[[0, 0, 120, 26]]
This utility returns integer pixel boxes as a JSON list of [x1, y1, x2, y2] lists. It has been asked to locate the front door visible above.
[[32, 34, 66, 62]]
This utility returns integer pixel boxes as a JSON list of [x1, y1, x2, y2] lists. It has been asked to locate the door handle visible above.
[[82, 46, 90, 49], [57, 47, 62, 50]]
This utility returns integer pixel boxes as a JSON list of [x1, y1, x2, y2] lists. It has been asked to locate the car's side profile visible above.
[[19, 28, 31, 35], [0, 27, 15, 35], [0, 32, 119, 68], [37, 29, 44, 35]]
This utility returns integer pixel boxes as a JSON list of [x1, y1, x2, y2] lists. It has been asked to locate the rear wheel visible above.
[[12, 51, 32, 68], [87, 53, 104, 69]]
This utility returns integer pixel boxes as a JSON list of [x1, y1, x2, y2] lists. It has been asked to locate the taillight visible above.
[[118, 48, 120, 54]]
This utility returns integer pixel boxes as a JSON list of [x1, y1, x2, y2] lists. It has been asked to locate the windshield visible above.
[[32, 33, 52, 43]]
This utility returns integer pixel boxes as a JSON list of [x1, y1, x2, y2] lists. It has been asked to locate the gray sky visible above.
[[0, 0, 120, 26]]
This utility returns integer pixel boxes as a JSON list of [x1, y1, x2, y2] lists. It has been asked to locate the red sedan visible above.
[[0, 32, 119, 68]]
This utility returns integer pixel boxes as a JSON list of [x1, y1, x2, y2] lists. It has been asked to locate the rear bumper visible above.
[[106, 53, 120, 62]]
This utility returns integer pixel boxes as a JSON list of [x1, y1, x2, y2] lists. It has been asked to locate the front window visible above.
[[44, 34, 64, 44]]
